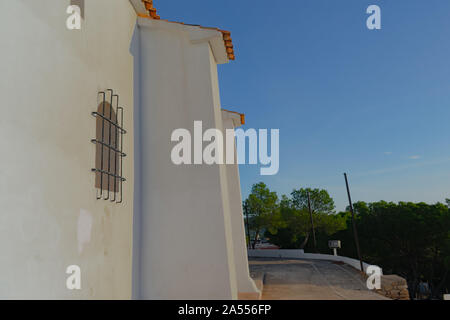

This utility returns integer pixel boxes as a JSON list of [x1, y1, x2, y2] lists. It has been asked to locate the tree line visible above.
[[243, 182, 450, 300]]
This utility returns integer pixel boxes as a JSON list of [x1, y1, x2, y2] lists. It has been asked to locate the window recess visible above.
[[91, 89, 126, 203]]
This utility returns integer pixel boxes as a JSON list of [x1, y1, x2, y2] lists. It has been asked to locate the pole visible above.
[[244, 202, 251, 248], [344, 173, 364, 272], [307, 191, 317, 252]]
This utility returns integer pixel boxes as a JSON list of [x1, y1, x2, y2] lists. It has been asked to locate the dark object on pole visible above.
[[344, 173, 364, 272], [244, 202, 251, 249], [307, 191, 317, 252]]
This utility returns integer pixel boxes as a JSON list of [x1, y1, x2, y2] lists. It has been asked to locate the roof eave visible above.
[[222, 109, 245, 127], [129, 0, 148, 15], [137, 17, 231, 64]]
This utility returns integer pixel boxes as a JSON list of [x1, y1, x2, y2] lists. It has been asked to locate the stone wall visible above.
[[375, 275, 410, 300]]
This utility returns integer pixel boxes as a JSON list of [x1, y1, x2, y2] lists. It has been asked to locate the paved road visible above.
[[249, 258, 389, 300]]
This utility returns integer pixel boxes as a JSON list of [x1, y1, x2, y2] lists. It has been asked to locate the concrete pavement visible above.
[[249, 258, 390, 300]]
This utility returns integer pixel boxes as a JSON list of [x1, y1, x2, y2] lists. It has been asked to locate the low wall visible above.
[[375, 275, 410, 300], [248, 249, 305, 258], [248, 249, 379, 274]]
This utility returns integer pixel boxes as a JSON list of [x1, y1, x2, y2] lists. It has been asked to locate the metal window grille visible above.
[[91, 89, 126, 203]]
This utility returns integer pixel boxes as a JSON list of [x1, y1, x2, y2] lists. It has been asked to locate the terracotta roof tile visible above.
[[140, 1, 235, 61], [222, 109, 245, 125], [142, 0, 160, 19]]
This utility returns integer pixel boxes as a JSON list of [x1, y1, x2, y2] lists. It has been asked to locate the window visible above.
[[91, 90, 126, 203]]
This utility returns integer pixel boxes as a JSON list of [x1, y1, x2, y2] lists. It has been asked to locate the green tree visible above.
[[244, 182, 281, 249], [335, 200, 450, 299], [266, 189, 345, 249], [291, 188, 335, 214]]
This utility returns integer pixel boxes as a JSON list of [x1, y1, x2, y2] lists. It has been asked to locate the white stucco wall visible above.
[[221, 112, 259, 296], [135, 17, 238, 299], [0, 0, 136, 299]]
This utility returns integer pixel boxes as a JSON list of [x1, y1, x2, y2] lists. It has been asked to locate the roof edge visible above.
[[137, 16, 232, 64], [129, 0, 147, 14], [136, 1, 235, 61], [222, 109, 245, 126]]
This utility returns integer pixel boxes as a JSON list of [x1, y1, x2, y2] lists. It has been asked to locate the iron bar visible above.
[[97, 91, 106, 200], [92, 90, 126, 203], [91, 112, 127, 134], [117, 106, 124, 204], [90, 139, 126, 157], [91, 168, 126, 181], [104, 89, 114, 201]]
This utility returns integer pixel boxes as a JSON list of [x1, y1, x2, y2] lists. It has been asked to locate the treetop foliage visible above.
[[243, 182, 450, 299]]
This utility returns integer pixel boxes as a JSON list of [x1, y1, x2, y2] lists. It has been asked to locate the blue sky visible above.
[[160, 0, 450, 211]]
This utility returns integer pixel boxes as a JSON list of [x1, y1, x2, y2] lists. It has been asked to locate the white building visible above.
[[0, 0, 258, 299]]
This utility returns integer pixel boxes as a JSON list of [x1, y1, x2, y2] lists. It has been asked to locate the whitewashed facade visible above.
[[0, 0, 258, 299]]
